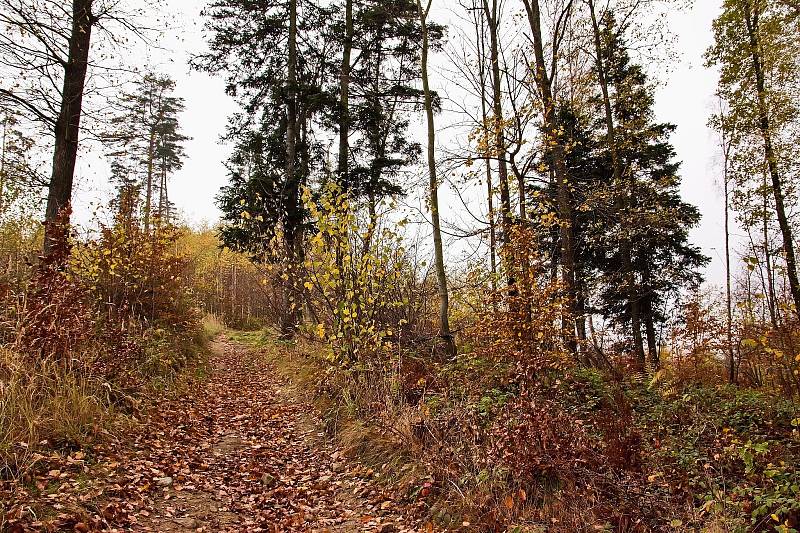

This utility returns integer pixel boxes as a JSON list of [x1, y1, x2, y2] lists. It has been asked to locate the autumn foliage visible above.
[[0, 211, 204, 481]]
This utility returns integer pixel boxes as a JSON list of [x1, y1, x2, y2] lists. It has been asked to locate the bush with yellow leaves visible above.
[[301, 183, 409, 364]]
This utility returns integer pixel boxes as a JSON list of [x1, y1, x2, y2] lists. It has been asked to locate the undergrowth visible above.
[[237, 327, 800, 532], [0, 219, 213, 484]]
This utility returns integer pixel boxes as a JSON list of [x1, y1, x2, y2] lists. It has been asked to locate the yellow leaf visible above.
[[503, 495, 514, 509]]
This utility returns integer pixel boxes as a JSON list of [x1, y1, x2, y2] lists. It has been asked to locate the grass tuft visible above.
[[0, 347, 106, 478]]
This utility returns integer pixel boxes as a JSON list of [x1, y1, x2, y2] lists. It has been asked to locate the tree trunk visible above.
[[587, 0, 646, 365], [44, 0, 94, 255], [744, 1, 800, 320], [158, 152, 169, 225], [475, 4, 497, 299], [418, 0, 455, 358], [644, 306, 658, 369], [722, 131, 736, 383], [158, 155, 165, 226], [485, 156, 498, 297], [0, 120, 7, 215], [641, 259, 659, 368], [762, 170, 779, 326], [163, 164, 170, 226], [481, 0, 513, 257], [575, 280, 587, 341], [281, 0, 302, 338], [286, 0, 298, 226], [338, 0, 353, 185], [521, 0, 578, 353], [144, 126, 156, 234], [362, 41, 383, 253]]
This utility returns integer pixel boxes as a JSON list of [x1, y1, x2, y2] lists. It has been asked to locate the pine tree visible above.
[[155, 110, 188, 226], [0, 112, 41, 216], [105, 73, 188, 232], [336, 0, 442, 222], [195, 0, 335, 258], [216, 128, 290, 260]]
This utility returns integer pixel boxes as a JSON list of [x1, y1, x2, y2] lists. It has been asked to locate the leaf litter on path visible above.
[[2, 338, 429, 532]]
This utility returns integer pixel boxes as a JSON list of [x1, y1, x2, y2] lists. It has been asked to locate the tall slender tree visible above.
[[521, 0, 579, 352], [195, 0, 336, 335], [0, 0, 153, 253], [343, 0, 438, 219], [43, 0, 94, 252], [472, 4, 498, 294], [714, 99, 737, 383], [417, 0, 455, 357], [481, 0, 513, 252], [337, 0, 353, 185], [707, 0, 800, 319], [586, 1, 646, 365], [106, 73, 188, 233]]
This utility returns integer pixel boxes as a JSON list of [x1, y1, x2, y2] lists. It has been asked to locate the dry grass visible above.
[[0, 347, 106, 478], [201, 313, 226, 340], [243, 331, 649, 530]]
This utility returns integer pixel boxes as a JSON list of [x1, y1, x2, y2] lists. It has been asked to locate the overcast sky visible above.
[[72, 0, 729, 284]]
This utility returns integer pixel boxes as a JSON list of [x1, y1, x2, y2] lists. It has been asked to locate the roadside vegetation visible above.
[[1, 0, 799, 532]]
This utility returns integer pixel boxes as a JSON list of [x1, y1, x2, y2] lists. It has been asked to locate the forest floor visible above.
[[3, 336, 428, 532]]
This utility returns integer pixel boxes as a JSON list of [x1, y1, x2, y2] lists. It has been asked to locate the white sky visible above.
[[70, 0, 730, 284]]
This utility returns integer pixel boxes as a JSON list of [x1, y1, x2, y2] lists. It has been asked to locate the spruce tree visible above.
[[337, 0, 443, 218], [591, 17, 708, 366], [195, 0, 335, 260]]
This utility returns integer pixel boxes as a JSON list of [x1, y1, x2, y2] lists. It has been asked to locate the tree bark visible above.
[[722, 130, 736, 383], [0, 120, 7, 215], [762, 170, 778, 326], [144, 125, 157, 234], [475, 3, 497, 299], [286, 0, 298, 225], [480, 76, 498, 297], [521, 0, 578, 353], [281, 0, 302, 338], [337, 0, 353, 186], [418, 0, 455, 358], [644, 305, 658, 368], [44, 0, 94, 255], [744, 1, 800, 320], [481, 0, 512, 245], [158, 151, 168, 225], [641, 259, 659, 368], [587, 0, 646, 366]]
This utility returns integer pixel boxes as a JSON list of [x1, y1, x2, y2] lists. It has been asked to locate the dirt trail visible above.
[[124, 337, 422, 532], [3, 336, 428, 532]]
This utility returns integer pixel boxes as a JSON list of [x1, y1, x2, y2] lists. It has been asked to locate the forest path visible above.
[[126, 335, 420, 532]]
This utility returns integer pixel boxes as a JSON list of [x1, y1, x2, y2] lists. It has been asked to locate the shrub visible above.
[[0, 214, 205, 478], [301, 183, 410, 364]]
